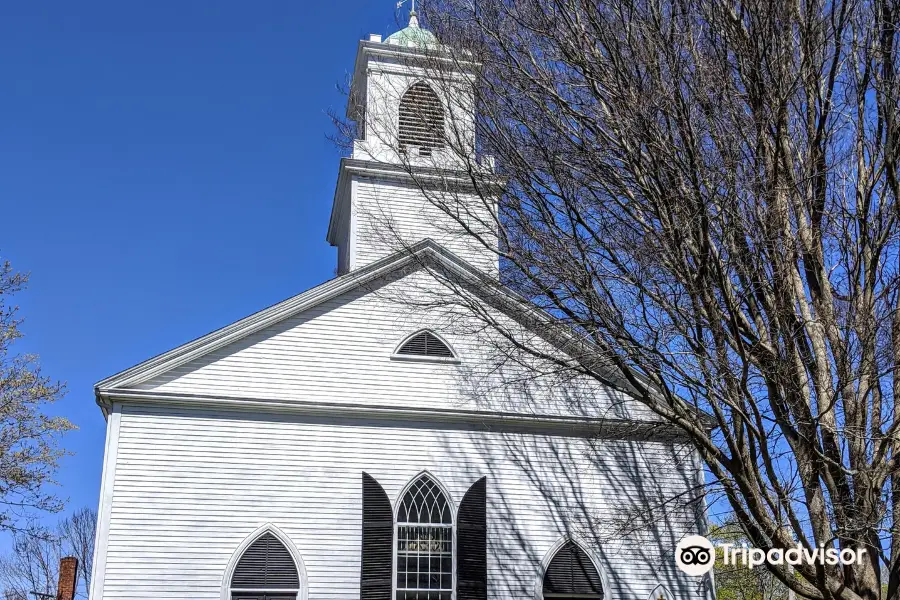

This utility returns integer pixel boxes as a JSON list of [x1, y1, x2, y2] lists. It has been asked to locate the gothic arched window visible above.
[[396, 474, 453, 600], [398, 81, 445, 156], [542, 542, 604, 600], [230, 532, 300, 600], [649, 584, 673, 600]]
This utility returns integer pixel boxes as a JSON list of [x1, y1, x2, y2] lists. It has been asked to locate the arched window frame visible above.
[[649, 584, 674, 600], [391, 330, 460, 364], [221, 524, 308, 600], [397, 80, 446, 157], [534, 537, 611, 600], [393, 472, 457, 600]]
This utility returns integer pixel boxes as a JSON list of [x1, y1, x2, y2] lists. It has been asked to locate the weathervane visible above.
[[395, 0, 419, 27]]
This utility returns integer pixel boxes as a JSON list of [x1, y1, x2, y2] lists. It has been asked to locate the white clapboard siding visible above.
[[353, 178, 499, 275], [97, 402, 703, 600], [133, 269, 660, 424]]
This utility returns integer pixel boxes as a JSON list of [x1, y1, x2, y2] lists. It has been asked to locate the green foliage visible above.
[[709, 522, 789, 600], [0, 259, 75, 529]]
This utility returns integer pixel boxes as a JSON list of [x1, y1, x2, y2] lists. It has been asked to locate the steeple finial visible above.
[[396, 0, 419, 27]]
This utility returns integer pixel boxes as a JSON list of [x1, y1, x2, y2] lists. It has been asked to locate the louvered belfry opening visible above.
[[230, 532, 300, 600], [396, 475, 453, 600], [397, 331, 454, 358], [398, 82, 445, 156], [542, 542, 604, 599]]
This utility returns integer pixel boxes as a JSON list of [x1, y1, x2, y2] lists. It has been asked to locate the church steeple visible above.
[[326, 8, 497, 277]]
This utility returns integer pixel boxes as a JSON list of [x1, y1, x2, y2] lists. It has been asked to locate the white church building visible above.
[[90, 10, 711, 600]]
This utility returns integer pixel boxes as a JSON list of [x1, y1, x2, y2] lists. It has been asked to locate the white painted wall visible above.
[[352, 178, 498, 275], [94, 401, 707, 600]]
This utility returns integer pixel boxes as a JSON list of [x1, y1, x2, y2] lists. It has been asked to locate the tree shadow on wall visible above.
[[432, 386, 714, 600]]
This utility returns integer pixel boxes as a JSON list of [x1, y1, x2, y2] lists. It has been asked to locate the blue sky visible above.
[[0, 1, 407, 527]]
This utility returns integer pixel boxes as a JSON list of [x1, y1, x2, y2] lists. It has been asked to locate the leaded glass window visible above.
[[396, 475, 453, 600]]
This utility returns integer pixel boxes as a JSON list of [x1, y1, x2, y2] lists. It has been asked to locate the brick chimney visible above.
[[56, 557, 78, 600]]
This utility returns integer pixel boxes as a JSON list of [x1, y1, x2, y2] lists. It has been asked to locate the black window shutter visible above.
[[361, 472, 393, 600], [457, 477, 487, 600]]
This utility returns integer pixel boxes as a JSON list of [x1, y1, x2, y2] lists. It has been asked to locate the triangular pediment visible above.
[[96, 240, 693, 430]]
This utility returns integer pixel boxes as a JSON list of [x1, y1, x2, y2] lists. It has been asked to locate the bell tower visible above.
[[326, 9, 497, 276]]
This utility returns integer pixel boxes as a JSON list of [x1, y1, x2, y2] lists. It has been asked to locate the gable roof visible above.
[[96, 239, 444, 393], [95, 239, 714, 429]]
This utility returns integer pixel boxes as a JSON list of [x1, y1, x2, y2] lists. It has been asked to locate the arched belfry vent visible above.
[[542, 542, 604, 599], [397, 331, 455, 358], [398, 81, 445, 156], [230, 532, 300, 590]]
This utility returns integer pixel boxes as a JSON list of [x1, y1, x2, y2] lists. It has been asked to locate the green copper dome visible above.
[[385, 12, 437, 47]]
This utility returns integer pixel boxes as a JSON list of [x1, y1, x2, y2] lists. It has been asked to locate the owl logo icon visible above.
[[676, 535, 715, 576]]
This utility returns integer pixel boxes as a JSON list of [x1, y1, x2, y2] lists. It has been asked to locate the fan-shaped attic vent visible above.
[[397, 331, 455, 358]]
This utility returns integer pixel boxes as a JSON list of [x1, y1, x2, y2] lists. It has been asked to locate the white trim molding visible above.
[[88, 403, 122, 600], [98, 389, 688, 440], [220, 523, 309, 600]]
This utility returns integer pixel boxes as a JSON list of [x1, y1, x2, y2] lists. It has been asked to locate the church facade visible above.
[[89, 12, 712, 600]]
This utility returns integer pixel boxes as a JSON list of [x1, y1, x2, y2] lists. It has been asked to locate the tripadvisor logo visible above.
[[676, 536, 715, 576], [675, 535, 868, 577]]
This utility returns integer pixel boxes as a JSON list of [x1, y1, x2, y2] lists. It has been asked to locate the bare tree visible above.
[[0, 508, 96, 600], [58, 508, 95, 595], [0, 529, 60, 600], [340, 1, 900, 599]]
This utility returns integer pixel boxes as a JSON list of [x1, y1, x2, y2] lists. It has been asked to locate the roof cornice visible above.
[[326, 157, 501, 246], [355, 39, 478, 71], [95, 389, 688, 441]]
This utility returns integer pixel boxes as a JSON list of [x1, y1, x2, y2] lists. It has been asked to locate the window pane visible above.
[[397, 477, 452, 525], [396, 476, 453, 597], [396, 592, 451, 600]]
